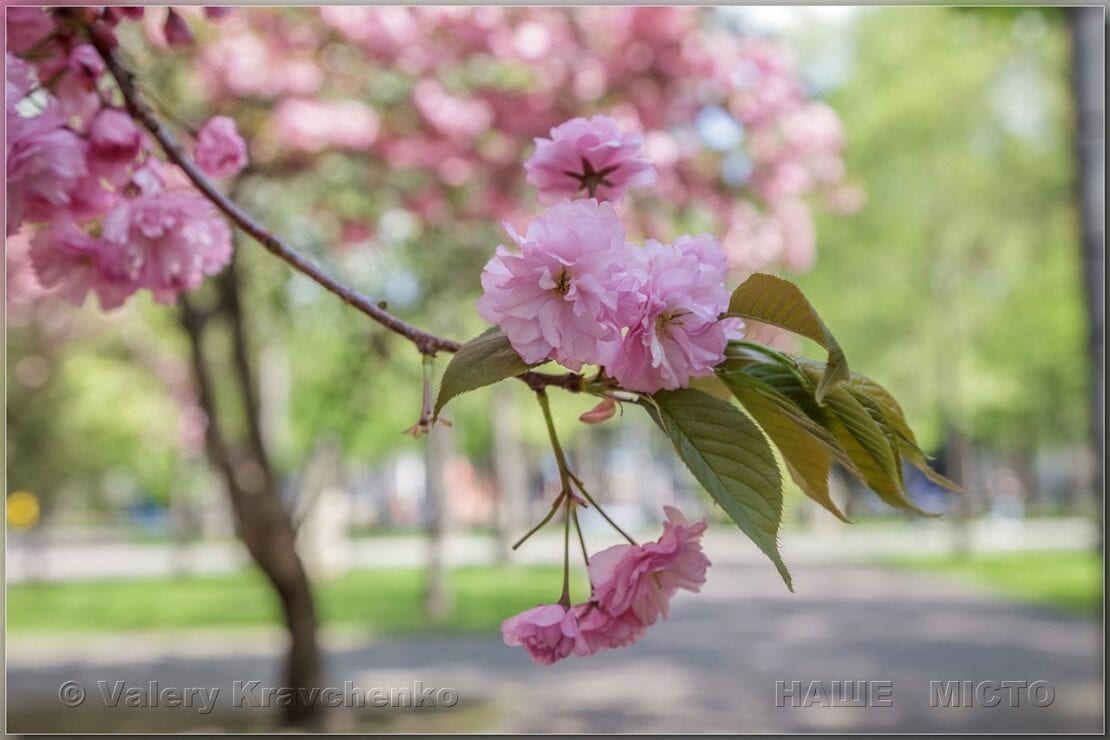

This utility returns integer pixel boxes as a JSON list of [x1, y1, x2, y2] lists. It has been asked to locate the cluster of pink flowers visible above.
[[478, 115, 742, 393], [502, 506, 710, 664], [6, 7, 245, 309], [190, 7, 850, 271]]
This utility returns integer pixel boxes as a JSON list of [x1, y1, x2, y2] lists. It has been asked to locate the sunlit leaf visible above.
[[721, 370, 851, 522], [727, 274, 849, 403]]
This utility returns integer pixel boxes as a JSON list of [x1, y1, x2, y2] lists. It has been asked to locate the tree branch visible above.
[[88, 32, 585, 395], [92, 36, 458, 355]]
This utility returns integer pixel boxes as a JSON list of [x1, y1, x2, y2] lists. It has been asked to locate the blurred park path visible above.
[[6, 516, 1099, 583], [7, 561, 1102, 733]]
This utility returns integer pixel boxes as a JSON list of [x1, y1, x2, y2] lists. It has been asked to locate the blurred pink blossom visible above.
[[88, 107, 145, 183], [6, 7, 55, 54], [271, 99, 379, 152], [28, 218, 137, 310], [163, 9, 194, 46], [101, 192, 233, 304], [194, 115, 248, 178]]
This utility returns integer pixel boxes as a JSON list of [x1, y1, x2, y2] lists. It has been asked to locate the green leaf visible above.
[[642, 388, 791, 590], [819, 382, 932, 516], [839, 368, 961, 493], [727, 273, 849, 404], [434, 327, 536, 417], [720, 371, 851, 522]]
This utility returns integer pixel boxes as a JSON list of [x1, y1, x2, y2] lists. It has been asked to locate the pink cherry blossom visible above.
[[476, 198, 642, 370], [589, 506, 710, 626], [269, 99, 379, 152], [6, 123, 89, 232], [525, 115, 656, 204], [610, 235, 740, 393], [88, 107, 144, 183], [101, 192, 233, 304], [572, 602, 646, 656], [6, 8, 55, 54], [501, 604, 580, 665], [28, 218, 137, 310], [194, 115, 248, 178], [41, 44, 105, 120]]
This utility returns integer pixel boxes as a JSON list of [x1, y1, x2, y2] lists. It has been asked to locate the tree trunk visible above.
[[1068, 8, 1105, 544], [179, 257, 322, 729]]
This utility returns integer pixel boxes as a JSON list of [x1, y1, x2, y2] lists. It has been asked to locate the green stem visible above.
[[511, 491, 565, 550], [536, 389, 572, 490], [571, 477, 638, 546], [572, 506, 590, 567], [559, 496, 572, 608]]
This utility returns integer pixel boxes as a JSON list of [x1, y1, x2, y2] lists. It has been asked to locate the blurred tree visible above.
[[1066, 7, 1105, 536], [797, 8, 1087, 507]]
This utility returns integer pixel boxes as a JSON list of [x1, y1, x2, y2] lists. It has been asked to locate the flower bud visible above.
[[579, 398, 617, 425]]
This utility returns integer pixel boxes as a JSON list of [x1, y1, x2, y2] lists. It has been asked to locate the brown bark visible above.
[[1068, 8, 1105, 543], [179, 261, 322, 729]]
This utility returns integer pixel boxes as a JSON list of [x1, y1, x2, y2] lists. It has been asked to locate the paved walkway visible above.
[[6, 516, 1099, 582], [6, 563, 1102, 733]]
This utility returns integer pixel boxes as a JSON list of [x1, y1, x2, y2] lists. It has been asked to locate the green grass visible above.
[[7, 565, 585, 634], [888, 549, 1103, 616]]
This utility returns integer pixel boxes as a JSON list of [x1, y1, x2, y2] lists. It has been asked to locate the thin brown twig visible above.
[[86, 29, 586, 395], [91, 36, 458, 356]]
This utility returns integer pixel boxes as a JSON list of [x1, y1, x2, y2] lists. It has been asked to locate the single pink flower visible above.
[[101, 192, 232, 303], [525, 115, 656, 204], [88, 108, 144, 183], [28, 219, 137, 310], [501, 604, 580, 666], [28, 44, 103, 122], [6, 123, 89, 231], [572, 602, 646, 656], [476, 198, 643, 370], [589, 506, 711, 626], [610, 235, 741, 393], [6, 8, 55, 54], [194, 115, 248, 179]]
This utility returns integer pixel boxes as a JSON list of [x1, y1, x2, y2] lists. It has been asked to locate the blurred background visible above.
[[4, 5, 1103, 733]]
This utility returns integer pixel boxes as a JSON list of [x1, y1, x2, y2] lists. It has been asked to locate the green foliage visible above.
[[435, 327, 538, 418], [797, 6, 1085, 452], [720, 370, 852, 521], [727, 273, 849, 404], [641, 388, 790, 589]]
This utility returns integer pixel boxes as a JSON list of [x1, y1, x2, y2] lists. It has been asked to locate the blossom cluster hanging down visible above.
[[503, 507, 710, 664], [486, 116, 732, 664], [478, 114, 743, 395], [6, 7, 245, 308]]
